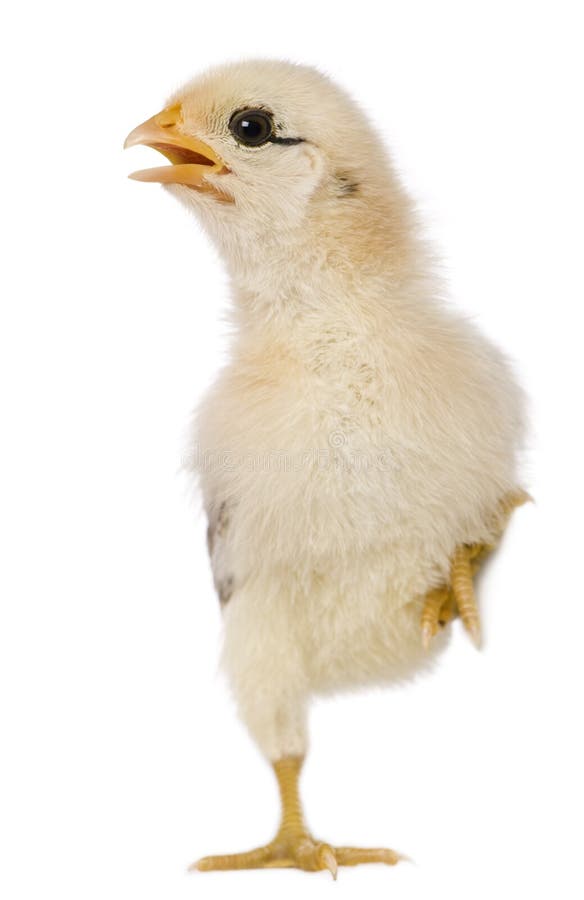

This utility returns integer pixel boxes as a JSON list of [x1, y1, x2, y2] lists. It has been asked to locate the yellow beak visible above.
[[124, 104, 228, 186]]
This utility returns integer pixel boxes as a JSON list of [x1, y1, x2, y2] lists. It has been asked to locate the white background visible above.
[[1, 1, 583, 898]]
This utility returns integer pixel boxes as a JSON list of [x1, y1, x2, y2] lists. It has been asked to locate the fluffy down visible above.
[[163, 61, 528, 760]]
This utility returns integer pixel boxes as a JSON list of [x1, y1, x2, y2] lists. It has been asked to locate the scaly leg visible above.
[[450, 544, 481, 646], [421, 489, 531, 650], [421, 544, 484, 649], [192, 756, 402, 877]]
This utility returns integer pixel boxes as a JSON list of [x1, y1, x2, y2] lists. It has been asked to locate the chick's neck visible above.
[[224, 186, 419, 343]]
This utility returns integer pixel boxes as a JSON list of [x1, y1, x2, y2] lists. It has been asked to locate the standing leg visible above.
[[193, 754, 401, 876], [193, 584, 402, 876]]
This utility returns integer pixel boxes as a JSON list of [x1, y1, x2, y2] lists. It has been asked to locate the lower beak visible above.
[[124, 104, 228, 187]]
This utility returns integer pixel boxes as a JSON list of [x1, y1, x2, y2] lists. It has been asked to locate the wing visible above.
[[206, 500, 235, 606]]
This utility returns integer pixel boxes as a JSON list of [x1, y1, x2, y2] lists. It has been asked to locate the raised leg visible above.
[[421, 489, 531, 650], [192, 755, 402, 877], [450, 544, 481, 645]]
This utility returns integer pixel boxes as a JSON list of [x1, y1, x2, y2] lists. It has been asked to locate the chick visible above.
[[125, 59, 527, 876]]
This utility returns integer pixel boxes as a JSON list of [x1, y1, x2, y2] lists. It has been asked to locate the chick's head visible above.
[[125, 60, 391, 246]]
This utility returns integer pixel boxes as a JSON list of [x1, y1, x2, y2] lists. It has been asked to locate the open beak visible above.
[[124, 104, 229, 187]]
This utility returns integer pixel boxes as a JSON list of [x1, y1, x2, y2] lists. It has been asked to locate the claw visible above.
[[319, 844, 338, 879], [464, 618, 482, 649], [421, 621, 435, 651], [383, 849, 405, 865]]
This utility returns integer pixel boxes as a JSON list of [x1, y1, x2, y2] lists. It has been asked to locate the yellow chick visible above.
[[125, 59, 527, 877]]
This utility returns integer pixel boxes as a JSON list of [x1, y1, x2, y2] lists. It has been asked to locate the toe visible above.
[[192, 844, 273, 871], [335, 846, 402, 866]]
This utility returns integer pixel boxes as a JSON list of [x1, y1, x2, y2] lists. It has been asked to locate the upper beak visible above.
[[124, 104, 228, 186]]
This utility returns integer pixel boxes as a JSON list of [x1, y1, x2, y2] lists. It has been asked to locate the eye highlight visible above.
[[229, 109, 274, 147]]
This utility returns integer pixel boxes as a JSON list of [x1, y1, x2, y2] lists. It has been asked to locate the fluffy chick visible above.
[[125, 59, 527, 876]]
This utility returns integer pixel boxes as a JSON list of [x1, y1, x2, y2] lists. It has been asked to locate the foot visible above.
[[192, 832, 402, 877], [421, 541, 493, 649], [421, 489, 531, 650]]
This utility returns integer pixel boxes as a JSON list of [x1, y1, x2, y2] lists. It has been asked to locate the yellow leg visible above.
[[421, 546, 483, 649], [192, 756, 402, 877], [420, 489, 531, 650], [451, 544, 481, 647]]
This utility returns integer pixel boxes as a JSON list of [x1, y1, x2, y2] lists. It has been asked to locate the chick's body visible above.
[[197, 220, 522, 760], [126, 59, 525, 874]]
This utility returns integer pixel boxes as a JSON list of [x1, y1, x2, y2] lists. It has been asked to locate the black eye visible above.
[[229, 109, 274, 147]]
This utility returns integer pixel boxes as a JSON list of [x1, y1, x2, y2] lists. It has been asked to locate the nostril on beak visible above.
[[156, 104, 182, 130]]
